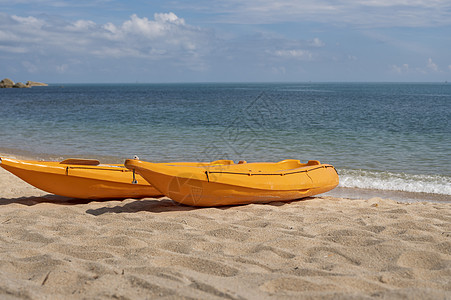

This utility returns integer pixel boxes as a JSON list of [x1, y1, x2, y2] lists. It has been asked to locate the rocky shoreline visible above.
[[0, 78, 48, 88]]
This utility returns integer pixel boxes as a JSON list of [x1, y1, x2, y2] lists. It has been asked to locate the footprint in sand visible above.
[[250, 244, 296, 259], [159, 241, 193, 254], [48, 244, 114, 261], [169, 256, 239, 277], [305, 246, 361, 266], [206, 227, 249, 242], [397, 250, 449, 270], [260, 277, 336, 293], [320, 228, 382, 247]]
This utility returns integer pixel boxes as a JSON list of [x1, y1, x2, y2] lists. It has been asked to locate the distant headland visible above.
[[0, 78, 48, 88]]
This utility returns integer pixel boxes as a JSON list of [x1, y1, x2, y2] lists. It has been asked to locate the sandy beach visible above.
[[1, 157, 450, 299]]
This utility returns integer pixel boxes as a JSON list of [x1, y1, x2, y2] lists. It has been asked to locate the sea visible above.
[[1, 83, 450, 202]]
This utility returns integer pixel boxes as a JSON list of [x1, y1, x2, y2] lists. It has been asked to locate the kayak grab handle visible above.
[[132, 169, 138, 184]]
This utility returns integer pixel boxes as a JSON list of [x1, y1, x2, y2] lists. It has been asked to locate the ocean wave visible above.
[[338, 169, 451, 195]]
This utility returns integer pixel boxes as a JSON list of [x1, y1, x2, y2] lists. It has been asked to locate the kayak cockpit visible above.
[[60, 158, 100, 165]]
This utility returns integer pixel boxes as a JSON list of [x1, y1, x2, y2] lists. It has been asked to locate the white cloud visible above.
[[67, 20, 97, 31], [6, 0, 449, 29], [427, 57, 438, 71], [122, 14, 164, 38], [11, 15, 45, 28], [0, 11, 330, 79], [391, 63, 409, 74], [154, 12, 185, 25], [391, 59, 445, 75], [449, 65, 451, 71], [273, 49, 314, 61], [0, 12, 211, 63], [181, 0, 451, 27], [0, 45, 27, 53], [308, 38, 325, 47]]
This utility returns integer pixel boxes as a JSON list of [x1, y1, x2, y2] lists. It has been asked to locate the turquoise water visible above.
[[1, 83, 450, 201]]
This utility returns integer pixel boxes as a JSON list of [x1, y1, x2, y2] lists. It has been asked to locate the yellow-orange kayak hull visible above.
[[0, 157, 161, 200], [124, 159, 339, 207]]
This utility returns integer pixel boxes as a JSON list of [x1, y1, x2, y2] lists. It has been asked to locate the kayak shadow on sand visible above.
[[0, 194, 95, 206], [0, 194, 197, 213], [86, 198, 201, 215], [85, 197, 309, 216], [0, 194, 312, 213]]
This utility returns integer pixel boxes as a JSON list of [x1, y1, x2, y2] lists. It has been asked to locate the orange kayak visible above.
[[0, 157, 162, 199], [124, 159, 339, 206]]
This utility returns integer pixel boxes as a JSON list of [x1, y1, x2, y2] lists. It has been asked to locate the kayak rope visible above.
[[206, 165, 334, 176], [333, 167, 339, 175]]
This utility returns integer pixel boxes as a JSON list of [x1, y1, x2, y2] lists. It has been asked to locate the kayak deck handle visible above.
[[132, 169, 138, 184]]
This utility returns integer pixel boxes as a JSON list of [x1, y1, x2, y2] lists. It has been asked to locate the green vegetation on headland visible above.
[[0, 78, 48, 88]]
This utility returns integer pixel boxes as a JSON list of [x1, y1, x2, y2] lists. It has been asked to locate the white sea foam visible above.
[[338, 169, 451, 195]]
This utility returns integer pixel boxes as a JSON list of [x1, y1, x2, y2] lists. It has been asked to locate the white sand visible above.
[[1, 159, 450, 299]]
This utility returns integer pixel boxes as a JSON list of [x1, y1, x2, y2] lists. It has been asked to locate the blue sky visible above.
[[1, 0, 450, 83]]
